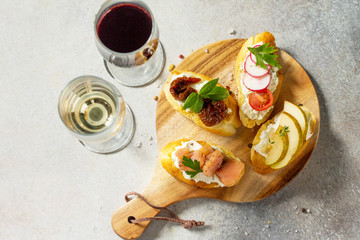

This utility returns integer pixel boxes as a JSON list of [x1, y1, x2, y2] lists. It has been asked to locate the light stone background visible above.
[[0, 0, 359, 239]]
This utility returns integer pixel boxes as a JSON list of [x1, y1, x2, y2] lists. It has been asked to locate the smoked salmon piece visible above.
[[216, 159, 245, 187], [203, 150, 224, 177], [175, 148, 193, 171]]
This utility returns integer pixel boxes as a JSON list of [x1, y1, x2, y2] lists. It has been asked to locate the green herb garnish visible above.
[[269, 139, 275, 144], [248, 43, 281, 69], [182, 156, 202, 178], [279, 126, 290, 136], [182, 78, 229, 113]]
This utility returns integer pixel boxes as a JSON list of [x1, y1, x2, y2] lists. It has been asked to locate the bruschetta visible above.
[[163, 70, 241, 136], [160, 139, 245, 188], [235, 32, 284, 128], [251, 101, 316, 174]]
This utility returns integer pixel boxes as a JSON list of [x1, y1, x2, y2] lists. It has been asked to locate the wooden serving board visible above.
[[111, 39, 320, 239]]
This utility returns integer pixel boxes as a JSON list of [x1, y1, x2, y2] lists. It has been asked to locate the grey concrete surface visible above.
[[0, 0, 359, 239]]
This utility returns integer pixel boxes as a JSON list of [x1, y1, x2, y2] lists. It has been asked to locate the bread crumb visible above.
[[204, 49, 209, 53], [229, 29, 236, 35], [167, 64, 175, 72], [135, 142, 142, 148], [149, 136, 153, 141], [244, 232, 248, 236], [153, 96, 158, 101]]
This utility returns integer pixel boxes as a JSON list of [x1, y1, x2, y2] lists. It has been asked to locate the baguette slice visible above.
[[251, 102, 316, 174], [164, 70, 241, 136], [235, 32, 284, 128], [160, 139, 245, 188]]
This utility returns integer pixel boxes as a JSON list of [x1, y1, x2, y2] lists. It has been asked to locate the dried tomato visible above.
[[199, 100, 228, 126], [169, 77, 201, 101]]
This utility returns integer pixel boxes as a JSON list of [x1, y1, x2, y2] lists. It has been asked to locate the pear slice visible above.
[[271, 112, 302, 169], [265, 126, 289, 165], [283, 101, 308, 143], [300, 106, 316, 141]]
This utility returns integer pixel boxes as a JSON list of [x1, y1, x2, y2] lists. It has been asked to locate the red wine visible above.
[[97, 4, 152, 53]]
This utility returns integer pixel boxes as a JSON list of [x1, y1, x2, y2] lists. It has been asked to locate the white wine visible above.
[[69, 89, 117, 133], [59, 76, 133, 153]]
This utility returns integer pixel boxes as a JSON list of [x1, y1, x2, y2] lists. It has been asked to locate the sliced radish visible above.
[[243, 72, 271, 92], [244, 55, 270, 78]]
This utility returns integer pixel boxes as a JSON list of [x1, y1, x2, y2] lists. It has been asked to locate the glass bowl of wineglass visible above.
[[94, 0, 165, 87], [58, 76, 135, 153]]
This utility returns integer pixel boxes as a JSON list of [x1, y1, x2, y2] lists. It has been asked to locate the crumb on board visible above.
[[167, 64, 175, 72], [153, 96, 158, 101], [135, 142, 142, 148]]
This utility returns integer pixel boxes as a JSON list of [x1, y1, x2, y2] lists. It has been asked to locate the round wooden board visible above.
[[111, 39, 320, 239], [155, 39, 320, 201]]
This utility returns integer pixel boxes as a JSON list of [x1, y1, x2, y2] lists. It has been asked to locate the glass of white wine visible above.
[[58, 75, 135, 153]]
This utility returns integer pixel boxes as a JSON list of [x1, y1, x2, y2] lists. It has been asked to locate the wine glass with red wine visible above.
[[95, 0, 165, 87]]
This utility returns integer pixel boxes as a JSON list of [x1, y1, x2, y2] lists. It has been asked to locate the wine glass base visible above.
[[80, 103, 135, 154], [104, 42, 165, 87]]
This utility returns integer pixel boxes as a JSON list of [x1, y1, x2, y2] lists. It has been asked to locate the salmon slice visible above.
[[175, 148, 189, 159], [200, 144, 214, 155], [175, 148, 193, 171], [203, 150, 224, 177], [191, 150, 206, 168], [216, 159, 245, 187]]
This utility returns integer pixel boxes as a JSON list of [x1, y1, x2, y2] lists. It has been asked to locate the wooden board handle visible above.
[[111, 170, 187, 239], [111, 192, 161, 239], [111, 165, 212, 239]]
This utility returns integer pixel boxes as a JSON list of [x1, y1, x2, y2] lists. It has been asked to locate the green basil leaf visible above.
[[199, 78, 219, 96], [182, 92, 197, 110], [202, 86, 229, 101], [190, 94, 204, 113]]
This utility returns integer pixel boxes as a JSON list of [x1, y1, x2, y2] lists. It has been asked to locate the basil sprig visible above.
[[182, 78, 229, 113], [248, 43, 281, 69]]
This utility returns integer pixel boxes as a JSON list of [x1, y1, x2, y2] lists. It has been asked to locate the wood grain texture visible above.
[[111, 39, 320, 239]]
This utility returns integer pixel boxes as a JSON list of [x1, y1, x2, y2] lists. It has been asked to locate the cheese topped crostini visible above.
[[250, 101, 316, 174], [235, 32, 283, 128], [160, 139, 245, 188], [164, 70, 241, 136]]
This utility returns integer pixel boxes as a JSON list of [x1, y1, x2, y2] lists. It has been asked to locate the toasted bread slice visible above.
[[160, 139, 245, 188], [251, 102, 316, 174], [164, 70, 241, 136], [235, 32, 283, 128]]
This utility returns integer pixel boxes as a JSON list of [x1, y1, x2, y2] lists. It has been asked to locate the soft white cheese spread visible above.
[[239, 42, 279, 120], [253, 115, 281, 158], [171, 140, 225, 187]]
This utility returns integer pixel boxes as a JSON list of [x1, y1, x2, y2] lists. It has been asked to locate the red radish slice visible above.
[[244, 55, 270, 78], [243, 72, 271, 92]]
